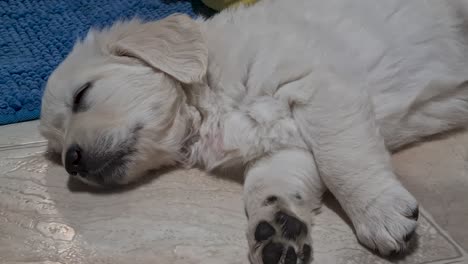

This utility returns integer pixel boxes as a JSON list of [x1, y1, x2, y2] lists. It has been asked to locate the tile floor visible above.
[[0, 121, 467, 264]]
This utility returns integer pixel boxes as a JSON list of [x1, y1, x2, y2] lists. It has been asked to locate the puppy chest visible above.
[[222, 96, 308, 158]]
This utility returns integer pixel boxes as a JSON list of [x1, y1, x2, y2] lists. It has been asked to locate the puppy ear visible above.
[[111, 14, 207, 84]]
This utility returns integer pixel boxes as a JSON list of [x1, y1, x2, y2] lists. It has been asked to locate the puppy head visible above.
[[39, 14, 207, 186]]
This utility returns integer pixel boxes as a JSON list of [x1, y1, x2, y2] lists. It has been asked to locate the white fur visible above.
[[40, 0, 468, 262]]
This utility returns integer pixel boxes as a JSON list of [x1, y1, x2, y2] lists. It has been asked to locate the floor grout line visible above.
[[0, 141, 47, 152]]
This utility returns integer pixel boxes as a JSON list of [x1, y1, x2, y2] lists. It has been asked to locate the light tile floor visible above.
[[0, 121, 467, 264], [394, 131, 468, 251]]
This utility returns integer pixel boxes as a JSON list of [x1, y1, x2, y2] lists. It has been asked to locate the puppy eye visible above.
[[72, 82, 91, 112]]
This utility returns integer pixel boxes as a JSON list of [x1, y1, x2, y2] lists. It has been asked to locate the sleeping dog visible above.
[[40, 0, 468, 263]]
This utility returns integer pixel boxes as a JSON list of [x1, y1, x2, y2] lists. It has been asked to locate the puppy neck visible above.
[[181, 73, 243, 170]]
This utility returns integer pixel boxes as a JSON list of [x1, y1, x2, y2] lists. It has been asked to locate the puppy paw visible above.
[[247, 196, 313, 264], [352, 185, 419, 256]]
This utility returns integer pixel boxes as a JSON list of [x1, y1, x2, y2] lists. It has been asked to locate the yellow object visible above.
[[201, 0, 259, 11]]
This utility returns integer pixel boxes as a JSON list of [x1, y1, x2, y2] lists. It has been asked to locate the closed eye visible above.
[[72, 82, 91, 112]]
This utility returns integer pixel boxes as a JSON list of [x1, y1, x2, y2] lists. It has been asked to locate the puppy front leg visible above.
[[244, 149, 325, 264], [293, 76, 419, 256]]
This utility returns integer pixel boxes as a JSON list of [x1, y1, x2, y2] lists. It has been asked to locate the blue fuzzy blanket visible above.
[[0, 0, 195, 125]]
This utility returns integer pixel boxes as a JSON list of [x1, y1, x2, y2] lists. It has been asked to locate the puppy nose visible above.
[[65, 144, 84, 176]]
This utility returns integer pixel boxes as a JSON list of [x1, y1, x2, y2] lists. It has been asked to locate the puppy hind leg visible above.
[[244, 149, 325, 264], [379, 80, 468, 150]]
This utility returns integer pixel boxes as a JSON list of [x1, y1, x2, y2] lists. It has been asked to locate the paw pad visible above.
[[301, 244, 312, 263], [275, 211, 307, 240], [252, 210, 311, 264], [255, 221, 276, 241], [284, 246, 297, 264], [262, 242, 284, 264]]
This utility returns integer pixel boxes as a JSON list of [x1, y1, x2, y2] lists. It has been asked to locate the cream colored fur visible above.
[[40, 0, 468, 262]]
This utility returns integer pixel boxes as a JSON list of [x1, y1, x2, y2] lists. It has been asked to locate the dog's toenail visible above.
[[255, 221, 276, 241], [262, 242, 283, 264], [410, 207, 419, 220], [301, 244, 312, 263], [404, 229, 416, 242], [275, 211, 307, 240], [294, 193, 302, 200], [264, 195, 278, 205], [284, 246, 297, 264]]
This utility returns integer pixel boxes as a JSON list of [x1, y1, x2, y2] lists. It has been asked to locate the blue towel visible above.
[[0, 0, 195, 125]]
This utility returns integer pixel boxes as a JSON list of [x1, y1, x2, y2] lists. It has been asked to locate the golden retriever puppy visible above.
[[40, 0, 468, 263]]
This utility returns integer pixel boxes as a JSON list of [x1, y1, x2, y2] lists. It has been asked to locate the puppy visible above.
[[40, 0, 468, 263]]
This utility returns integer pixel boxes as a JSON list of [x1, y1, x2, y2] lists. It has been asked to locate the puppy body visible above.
[[40, 0, 468, 262], [185, 2, 468, 260], [192, 0, 468, 168]]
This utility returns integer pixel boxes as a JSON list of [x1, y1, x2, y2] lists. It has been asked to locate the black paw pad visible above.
[[264, 195, 278, 205], [255, 221, 276, 241], [275, 211, 308, 240], [301, 244, 312, 263], [284, 246, 297, 264], [262, 242, 284, 264]]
